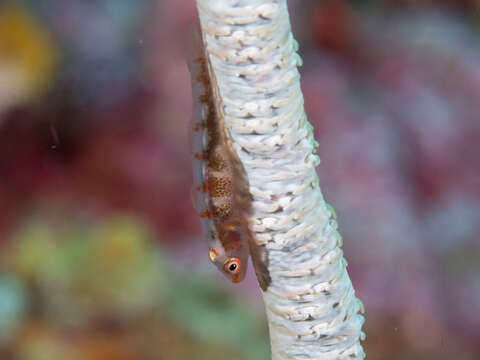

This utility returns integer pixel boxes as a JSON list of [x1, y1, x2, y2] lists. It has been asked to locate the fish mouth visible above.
[[231, 273, 245, 283]]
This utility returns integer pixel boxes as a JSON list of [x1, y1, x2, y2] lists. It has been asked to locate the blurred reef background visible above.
[[0, 0, 479, 359]]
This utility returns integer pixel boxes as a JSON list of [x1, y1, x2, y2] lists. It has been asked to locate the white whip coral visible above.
[[194, 0, 366, 359]]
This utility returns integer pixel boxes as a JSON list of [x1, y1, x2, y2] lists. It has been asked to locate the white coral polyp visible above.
[[196, 0, 366, 359]]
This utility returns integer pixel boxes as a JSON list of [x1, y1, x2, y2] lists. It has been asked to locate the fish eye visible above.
[[224, 258, 241, 274]]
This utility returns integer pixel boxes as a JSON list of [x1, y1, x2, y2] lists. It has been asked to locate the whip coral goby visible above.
[[189, 29, 259, 285]]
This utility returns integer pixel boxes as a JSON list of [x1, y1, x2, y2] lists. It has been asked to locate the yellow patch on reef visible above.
[[0, 3, 57, 99]]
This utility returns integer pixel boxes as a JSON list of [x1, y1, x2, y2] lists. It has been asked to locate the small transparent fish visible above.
[[188, 28, 251, 283]]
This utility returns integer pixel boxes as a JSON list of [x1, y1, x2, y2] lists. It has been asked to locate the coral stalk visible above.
[[195, 0, 365, 358]]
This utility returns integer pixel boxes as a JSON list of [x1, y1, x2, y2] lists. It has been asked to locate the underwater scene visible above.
[[0, 1, 479, 359]]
